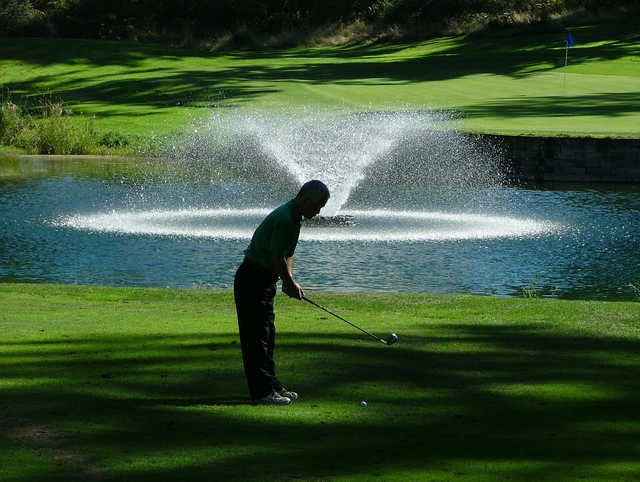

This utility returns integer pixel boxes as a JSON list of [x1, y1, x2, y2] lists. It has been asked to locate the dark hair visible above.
[[297, 180, 330, 202]]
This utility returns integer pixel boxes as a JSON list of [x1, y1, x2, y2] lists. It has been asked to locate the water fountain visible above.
[[4, 106, 639, 298], [60, 108, 553, 242]]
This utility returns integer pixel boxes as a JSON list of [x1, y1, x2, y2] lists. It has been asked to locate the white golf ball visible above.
[[360, 401, 367, 407]]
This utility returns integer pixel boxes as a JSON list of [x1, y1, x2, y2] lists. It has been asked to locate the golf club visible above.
[[302, 296, 398, 346]]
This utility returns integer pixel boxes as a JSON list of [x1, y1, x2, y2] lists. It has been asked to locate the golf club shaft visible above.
[[302, 296, 383, 343]]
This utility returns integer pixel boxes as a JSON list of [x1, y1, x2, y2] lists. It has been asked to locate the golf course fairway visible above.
[[1, 16, 639, 141], [1, 283, 638, 481]]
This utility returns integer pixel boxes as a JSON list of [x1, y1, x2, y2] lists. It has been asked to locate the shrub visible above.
[[99, 131, 129, 148], [3, 0, 640, 45], [0, 0, 43, 36]]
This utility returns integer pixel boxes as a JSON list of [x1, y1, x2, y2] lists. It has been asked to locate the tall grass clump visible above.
[[0, 94, 99, 155], [0, 100, 28, 146], [28, 100, 96, 155], [521, 280, 540, 299], [630, 282, 640, 300]]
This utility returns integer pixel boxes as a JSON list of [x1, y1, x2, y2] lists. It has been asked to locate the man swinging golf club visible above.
[[234, 180, 330, 405]]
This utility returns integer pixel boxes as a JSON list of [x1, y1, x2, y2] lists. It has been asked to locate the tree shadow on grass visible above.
[[463, 92, 640, 120], [5, 59, 637, 127], [1, 324, 640, 480], [0, 37, 186, 68], [4, 68, 279, 118], [2, 22, 638, 114]]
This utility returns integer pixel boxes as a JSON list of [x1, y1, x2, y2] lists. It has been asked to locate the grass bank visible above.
[[0, 16, 639, 156], [1, 283, 638, 481]]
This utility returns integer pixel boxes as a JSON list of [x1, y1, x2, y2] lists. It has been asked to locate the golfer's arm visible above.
[[272, 253, 295, 286]]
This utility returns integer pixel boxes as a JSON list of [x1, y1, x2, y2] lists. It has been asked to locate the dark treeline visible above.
[[1, 0, 638, 47]]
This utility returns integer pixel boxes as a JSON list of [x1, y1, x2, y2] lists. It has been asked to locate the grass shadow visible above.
[[463, 92, 640, 120], [2, 324, 640, 480]]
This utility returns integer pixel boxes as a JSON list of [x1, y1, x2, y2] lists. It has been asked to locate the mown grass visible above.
[[1, 283, 638, 481], [0, 16, 638, 153]]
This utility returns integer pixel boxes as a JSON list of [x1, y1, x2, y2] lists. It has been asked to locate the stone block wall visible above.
[[479, 134, 640, 183]]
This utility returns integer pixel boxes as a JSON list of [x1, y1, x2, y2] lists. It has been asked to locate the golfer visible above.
[[234, 180, 330, 405]]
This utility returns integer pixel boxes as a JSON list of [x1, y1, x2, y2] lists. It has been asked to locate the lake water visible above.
[[1, 158, 639, 300]]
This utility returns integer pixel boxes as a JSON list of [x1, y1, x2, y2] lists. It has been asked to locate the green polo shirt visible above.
[[244, 199, 303, 272]]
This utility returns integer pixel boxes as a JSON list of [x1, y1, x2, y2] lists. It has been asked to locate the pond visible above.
[[1, 156, 639, 300]]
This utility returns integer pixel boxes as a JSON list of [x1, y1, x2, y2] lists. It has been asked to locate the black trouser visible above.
[[234, 258, 283, 400]]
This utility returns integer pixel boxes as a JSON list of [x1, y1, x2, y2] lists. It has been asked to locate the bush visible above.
[[99, 131, 129, 148], [0, 0, 46, 36], [3, 0, 640, 45]]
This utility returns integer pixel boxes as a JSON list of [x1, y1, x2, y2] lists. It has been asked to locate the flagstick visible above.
[[564, 40, 568, 90]]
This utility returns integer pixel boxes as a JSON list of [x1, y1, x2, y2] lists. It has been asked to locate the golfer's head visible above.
[[296, 180, 330, 218]]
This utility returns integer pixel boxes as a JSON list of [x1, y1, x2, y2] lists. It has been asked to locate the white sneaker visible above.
[[257, 391, 291, 405], [279, 388, 298, 401]]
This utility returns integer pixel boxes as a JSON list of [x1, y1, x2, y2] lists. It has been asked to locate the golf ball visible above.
[[360, 401, 367, 407]]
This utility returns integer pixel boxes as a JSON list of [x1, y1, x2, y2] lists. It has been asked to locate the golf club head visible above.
[[384, 333, 398, 345]]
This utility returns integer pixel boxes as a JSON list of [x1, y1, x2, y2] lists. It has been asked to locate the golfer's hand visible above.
[[283, 280, 304, 300]]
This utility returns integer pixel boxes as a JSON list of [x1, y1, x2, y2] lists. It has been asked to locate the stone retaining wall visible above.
[[4, 134, 640, 184], [479, 134, 640, 183]]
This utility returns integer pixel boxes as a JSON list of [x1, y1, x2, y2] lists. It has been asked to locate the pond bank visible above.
[[1, 153, 129, 162], [3, 133, 640, 184]]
